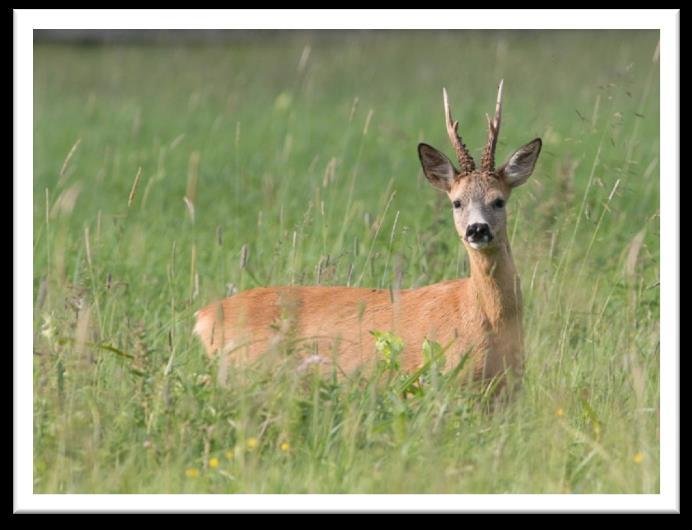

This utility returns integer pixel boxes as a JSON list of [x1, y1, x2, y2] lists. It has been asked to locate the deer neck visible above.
[[467, 239, 523, 328]]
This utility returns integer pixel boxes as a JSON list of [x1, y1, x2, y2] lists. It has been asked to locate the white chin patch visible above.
[[468, 240, 491, 250]]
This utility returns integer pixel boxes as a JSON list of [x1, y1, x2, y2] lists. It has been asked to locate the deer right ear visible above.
[[498, 138, 542, 188], [418, 143, 458, 192]]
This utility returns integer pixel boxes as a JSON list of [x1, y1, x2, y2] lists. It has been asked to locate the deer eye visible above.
[[453, 199, 462, 209], [492, 198, 505, 209]]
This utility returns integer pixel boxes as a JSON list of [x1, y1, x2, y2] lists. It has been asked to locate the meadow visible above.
[[33, 30, 660, 494]]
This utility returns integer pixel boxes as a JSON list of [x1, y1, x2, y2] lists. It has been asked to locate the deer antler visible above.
[[443, 88, 475, 175], [480, 79, 504, 172]]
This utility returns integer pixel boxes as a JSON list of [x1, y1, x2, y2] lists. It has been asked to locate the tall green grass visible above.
[[33, 30, 659, 493]]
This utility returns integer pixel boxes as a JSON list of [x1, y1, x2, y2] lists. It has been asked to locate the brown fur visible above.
[[194, 261, 521, 381], [194, 210, 525, 382]]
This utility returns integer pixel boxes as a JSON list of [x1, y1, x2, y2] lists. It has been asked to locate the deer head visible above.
[[418, 81, 542, 251]]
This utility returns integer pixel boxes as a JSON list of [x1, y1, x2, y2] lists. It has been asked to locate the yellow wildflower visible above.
[[209, 457, 219, 469], [246, 437, 258, 450], [633, 452, 645, 464], [185, 467, 199, 478], [274, 92, 292, 111], [280, 442, 290, 453], [555, 407, 565, 417]]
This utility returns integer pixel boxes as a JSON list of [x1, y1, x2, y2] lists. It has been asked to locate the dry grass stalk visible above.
[[128, 167, 142, 208]]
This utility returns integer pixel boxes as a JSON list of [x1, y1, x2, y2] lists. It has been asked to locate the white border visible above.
[[15, 9, 679, 513], [14, 9, 684, 30], [657, 7, 679, 514]]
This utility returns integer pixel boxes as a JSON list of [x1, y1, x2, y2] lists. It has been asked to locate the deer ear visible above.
[[418, 143, 458, 192], [498, 138, 542, 188]]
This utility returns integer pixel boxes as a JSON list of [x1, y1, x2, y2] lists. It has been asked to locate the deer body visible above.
[[194, 82, 541, 385]]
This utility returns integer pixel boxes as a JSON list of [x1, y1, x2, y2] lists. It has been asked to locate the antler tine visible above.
[[443, 87, 475, 174], [481, 79, 504, 171]]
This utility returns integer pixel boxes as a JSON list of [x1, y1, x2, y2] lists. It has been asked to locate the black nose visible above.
[[466, 223, 492, 241]]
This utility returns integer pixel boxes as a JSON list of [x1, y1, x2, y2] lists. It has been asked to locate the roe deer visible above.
[[194, 81, 541, 387]]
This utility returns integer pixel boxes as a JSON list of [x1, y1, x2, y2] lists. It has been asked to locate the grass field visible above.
[[33, 30, 660, 494]]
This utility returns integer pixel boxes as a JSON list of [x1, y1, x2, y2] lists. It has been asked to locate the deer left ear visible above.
[[498, 138, 542, 188], [418, 143, 459, 192]]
